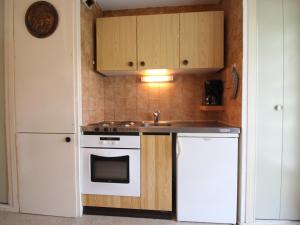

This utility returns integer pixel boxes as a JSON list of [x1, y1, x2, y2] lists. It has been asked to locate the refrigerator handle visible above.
[[176, 138, 181, 159]]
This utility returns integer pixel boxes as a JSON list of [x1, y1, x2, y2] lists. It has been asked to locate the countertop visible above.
[[81, 121, 240, 134], [140, 121, 240, 134]]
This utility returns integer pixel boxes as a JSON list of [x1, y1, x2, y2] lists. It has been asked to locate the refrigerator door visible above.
[[177, 135, 238, 223]]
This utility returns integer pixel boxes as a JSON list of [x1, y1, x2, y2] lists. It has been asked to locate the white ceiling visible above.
[[96, 0, 221, 11]]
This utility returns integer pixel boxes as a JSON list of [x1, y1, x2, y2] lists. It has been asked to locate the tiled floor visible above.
[[0, 211, 205, 225]]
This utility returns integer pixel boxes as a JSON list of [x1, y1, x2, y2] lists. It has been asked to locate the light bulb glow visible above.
[[141, 75, 173, 83], [143, 69, 170, 76]]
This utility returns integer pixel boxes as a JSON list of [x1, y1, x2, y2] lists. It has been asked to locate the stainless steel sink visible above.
[[142, 122, 172, 127]]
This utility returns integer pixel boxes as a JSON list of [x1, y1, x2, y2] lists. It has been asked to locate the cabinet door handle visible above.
[[65, 137, 71, 143], [182, 59, 189, 65], [128, 61, 134, 67], [140, 61, 145, 67]]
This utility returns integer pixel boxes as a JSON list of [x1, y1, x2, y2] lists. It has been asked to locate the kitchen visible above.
[[1, 1, 300, 225], [80, 0, 241, 222]]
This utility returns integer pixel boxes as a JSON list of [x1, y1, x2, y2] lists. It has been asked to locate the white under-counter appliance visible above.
[[177, 133, 239, 224], [81, 121, 142, 197]]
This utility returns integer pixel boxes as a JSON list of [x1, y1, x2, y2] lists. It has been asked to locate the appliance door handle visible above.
[[176, 139, 182, 159]]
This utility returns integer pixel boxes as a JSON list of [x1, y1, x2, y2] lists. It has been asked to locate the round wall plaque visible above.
[[25, 1, 59, 38]]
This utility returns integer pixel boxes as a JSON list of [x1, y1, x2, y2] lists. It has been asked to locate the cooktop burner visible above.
[[83, 121, 143, 133]]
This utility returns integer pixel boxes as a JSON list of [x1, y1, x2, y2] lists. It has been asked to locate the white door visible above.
[[17, 133, 78, 217], [0, 0, 8, 204], [280, 0, 300, 220], [14, 0, 76, 133], [256, 0, 300, 220], [255, 0, 284, 219], [177, 136, 238, 224]]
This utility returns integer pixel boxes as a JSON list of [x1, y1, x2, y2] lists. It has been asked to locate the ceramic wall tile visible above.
[[81, 3, 104, 125], [102, 74, 222, 121]]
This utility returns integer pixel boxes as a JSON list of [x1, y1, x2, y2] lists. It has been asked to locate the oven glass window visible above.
[[90, 155, 130, 183]]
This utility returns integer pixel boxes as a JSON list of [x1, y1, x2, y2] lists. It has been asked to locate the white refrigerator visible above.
[[177, 133, 238, 224]]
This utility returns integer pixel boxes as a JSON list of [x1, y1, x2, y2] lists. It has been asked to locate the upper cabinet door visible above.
[[180, 11, 224, 69], [14, 0, 77, 133], [97, 16, 137, 71], [137, 14, 179, 70]]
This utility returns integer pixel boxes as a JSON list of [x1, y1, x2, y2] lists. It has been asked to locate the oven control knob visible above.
[[104, 127, 109, 132], [94, 127, 100, 132], [113, 127, 117, 132]]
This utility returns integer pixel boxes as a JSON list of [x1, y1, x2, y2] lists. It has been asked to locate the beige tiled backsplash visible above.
[[102, 74, 220, 122], [81, 3, 104, 125]]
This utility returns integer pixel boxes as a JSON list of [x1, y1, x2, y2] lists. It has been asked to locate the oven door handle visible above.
[[91, 154, 129, 161], [86, 148, 140, 158]]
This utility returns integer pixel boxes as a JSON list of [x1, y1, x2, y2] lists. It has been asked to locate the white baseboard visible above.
[[256, 220, 300, 225], [238, 221, 300, 225], [0, 204, 19, 213]]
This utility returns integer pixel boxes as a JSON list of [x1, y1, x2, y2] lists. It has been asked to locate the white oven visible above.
[[81, 135, 140, 197]]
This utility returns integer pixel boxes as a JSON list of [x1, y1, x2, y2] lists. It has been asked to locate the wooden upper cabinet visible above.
[[96, 11, 224, 73], [137, 14, 179, 70], [96, 16, 137, 71], [141, 134, 172, 211], [180, 11, 224, 69]]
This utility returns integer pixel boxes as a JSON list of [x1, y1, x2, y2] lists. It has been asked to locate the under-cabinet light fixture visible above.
[[141, 75, 173, 83], [143, 69, 169, 76], [141, 69, 174, 83]]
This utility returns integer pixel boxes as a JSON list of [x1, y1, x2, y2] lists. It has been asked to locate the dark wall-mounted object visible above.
[[25, 1, 59, 38], [82, 0, 95, 9], [231, 65, 239, 99], [204, 80, 224, 105]]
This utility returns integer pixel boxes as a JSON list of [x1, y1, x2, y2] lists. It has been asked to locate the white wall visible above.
[[0, 0, 8, 204]]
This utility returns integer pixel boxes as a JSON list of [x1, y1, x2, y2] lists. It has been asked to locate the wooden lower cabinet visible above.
[[82, 134, 173, 212], [140, 134, 172, 211], [81, 195, 141, 209]]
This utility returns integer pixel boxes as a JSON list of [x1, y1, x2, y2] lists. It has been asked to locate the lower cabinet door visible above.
[[141, 134, 172, 211], [17, 133, 78, 217]]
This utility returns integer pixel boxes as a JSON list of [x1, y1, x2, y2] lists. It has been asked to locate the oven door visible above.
[[81, 148, 140, 197]]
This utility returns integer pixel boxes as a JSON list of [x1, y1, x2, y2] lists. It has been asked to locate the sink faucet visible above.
[[153, 110, 160, 124]]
